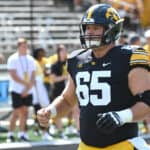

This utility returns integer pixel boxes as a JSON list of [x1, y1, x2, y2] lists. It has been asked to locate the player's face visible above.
[[38, 50, 45, 60], [85, 24, 104, 37], [84, 24, 104, 49], [18, 42, 28, 55], [59, 48, 67, 62]]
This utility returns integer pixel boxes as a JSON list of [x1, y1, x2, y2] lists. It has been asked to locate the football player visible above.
[[37, 4, 150, 150]]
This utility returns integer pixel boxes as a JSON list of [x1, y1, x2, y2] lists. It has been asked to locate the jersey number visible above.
[[76, 71, 111, 106]]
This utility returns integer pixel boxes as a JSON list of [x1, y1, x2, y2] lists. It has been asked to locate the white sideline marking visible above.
[[0, 138, 80, 149]]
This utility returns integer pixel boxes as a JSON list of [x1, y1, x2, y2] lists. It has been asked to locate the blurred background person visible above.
[[129, 35, 142, 46], [6, 38, 35, 142], [49, 44, 68, 137], [45, 51, 58, 98], [103, 0, 144, 31], [32, 48, 53, 141], [0, 53, 5, 64], [117, 33, 129, 45], [34, 49, 51, 100], [143, 29, 150, 54], [139, 0, 150, 29], [0, 53, 6, 132]]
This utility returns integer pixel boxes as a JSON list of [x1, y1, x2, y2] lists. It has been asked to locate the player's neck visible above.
[[18, 49, 28, 56], [92, 44, 114, 58]]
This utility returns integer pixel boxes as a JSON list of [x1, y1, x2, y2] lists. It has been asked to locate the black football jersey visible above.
[[67, 45, 149, 147]]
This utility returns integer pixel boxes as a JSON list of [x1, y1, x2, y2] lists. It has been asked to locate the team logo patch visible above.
[[91, 61, 96, 65], [77, 63, 83, 68], [102, 62, 111, 67], [106, 7, 120, 23]]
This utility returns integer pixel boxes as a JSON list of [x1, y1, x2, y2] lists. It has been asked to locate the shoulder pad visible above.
[[130, 45, 141, 51], [121, 45, 141, 51], [121, 45, 133, 51], [68, 49, 86, 59], [132, 47, 148, 55], [130, 46, 149, 67]]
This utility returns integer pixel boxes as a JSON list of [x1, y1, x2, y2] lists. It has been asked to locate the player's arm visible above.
[[48, 74, 77, 118], [29, 70, 36, 89], [21, 70, 35, 97], [37, 74, 77, 128], [50, 73, 67, 83], [9, 69, 27, 86], [128, 67, 150, 121]]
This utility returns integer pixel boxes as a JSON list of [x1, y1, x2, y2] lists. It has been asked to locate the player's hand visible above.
[[37, 107, 51, 128], [96, 112, 123, 134]]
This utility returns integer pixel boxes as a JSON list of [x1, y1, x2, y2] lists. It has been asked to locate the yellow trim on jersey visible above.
[[106, 7, 120, 22], [130, 50, 149, 66], [78, 140, 134, 150]]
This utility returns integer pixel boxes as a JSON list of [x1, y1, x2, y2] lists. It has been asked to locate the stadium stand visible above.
[[0, 0, 82, 61]]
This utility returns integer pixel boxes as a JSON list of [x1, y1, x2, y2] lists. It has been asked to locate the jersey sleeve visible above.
[[67, 49, 83, 77], [129, 47, 150, 70], [67, 49, 86, 73]]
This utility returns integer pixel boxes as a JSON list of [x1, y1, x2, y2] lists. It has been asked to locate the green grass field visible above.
[[0, 125, 43, 143], [0, 118, 147, 144], [0, 118, 79, 144]]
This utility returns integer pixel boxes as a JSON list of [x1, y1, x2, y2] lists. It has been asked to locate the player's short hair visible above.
[[17, 38, 27, 46]]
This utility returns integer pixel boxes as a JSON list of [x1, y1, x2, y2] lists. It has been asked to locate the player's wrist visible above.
[[116, 108, 133, 125], [48, 105, 57, 118]]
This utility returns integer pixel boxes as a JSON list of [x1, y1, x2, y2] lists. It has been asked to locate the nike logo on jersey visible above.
[[102, 62, 111, 67]]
